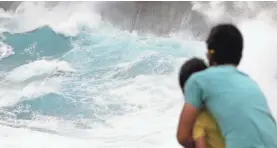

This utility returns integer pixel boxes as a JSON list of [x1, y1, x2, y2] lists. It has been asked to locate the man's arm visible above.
[[176, 76, 203, 146], [177, 104, 199, 146]]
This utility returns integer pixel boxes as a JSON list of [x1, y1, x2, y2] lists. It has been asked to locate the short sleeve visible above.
[[192, 117, 206, 140], [184, 75, 203, 109]]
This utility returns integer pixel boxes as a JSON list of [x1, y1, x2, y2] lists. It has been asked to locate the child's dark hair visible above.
[[179, 58, 207, 93], [206, 23, 243, 66]]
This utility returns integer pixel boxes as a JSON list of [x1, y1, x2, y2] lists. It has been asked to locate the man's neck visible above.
[[211, 63, 237, 67]]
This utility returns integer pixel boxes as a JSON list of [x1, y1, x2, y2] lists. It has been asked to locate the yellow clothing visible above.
[[193, 110, 225, 148]]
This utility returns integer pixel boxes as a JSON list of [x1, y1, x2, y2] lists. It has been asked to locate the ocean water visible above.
[[0, 1, 277, 148]]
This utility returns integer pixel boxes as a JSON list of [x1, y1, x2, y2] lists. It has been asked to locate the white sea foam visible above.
[[0, 1, 277, 148]]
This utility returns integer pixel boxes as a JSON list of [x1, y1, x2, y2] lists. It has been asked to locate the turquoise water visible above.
[[1, 2, 277, 148], [0, 16, 205, 146], [0, 19, 205, 130]]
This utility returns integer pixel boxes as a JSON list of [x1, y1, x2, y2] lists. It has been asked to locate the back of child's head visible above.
[[179, 57, 207, 93]]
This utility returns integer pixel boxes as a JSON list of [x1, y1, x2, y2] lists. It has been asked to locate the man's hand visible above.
[[177, 103, 199, 146], [195, 136, 207, 148], [183, 139, 196, 148]]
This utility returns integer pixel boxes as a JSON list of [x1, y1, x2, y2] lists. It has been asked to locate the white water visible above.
[[0, 1, 277, 148]]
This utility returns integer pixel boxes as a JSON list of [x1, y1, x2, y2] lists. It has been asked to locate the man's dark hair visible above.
[[206, 23, 243, 66], [179, 57, 207, 93]]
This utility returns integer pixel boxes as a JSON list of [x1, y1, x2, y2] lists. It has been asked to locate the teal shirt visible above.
[[185, 65, 277, 148]]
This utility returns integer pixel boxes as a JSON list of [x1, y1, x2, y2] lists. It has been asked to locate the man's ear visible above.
[[206, 51, 216, 66]]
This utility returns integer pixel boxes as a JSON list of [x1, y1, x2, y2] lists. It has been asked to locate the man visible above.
[[177, 24, 277, 148]]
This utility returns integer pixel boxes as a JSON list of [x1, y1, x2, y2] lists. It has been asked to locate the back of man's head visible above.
[[179, 58, 207, 93], [206, 23, 243, 66]]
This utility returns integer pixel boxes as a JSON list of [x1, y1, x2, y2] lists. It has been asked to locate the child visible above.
[[178, 57, 225, 148]]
